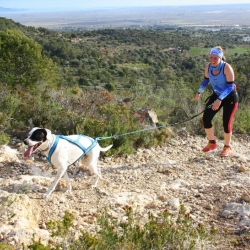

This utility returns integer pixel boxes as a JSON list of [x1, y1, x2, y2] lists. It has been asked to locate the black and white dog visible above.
[[23, 127, 112, 198]]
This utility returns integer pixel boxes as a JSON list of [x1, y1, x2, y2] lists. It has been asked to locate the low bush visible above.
[[24, 205, 220, 249]]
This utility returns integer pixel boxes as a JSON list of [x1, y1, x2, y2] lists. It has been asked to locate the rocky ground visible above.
[[1, 132, 250, 249]]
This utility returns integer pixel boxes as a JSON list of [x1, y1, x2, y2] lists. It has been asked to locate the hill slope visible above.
[[1, 133, 250, 248]]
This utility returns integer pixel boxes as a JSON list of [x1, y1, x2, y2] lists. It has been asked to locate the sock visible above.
[[209, 140, 216, 144]]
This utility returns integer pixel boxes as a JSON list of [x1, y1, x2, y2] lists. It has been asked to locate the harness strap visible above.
[[46, 135, 60, 164], [46, 135, 97, 165]]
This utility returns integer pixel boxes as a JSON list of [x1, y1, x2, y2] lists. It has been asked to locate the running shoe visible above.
[[220, 145, 231, 157], [202, 142, 217, 152]]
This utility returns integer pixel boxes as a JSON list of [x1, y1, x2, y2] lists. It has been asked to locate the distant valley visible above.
[[1, 4, 250, 30]]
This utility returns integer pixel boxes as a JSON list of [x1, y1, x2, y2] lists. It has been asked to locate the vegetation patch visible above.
[[24, 205, 220, 249]]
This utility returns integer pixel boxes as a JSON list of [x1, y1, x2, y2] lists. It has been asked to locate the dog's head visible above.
[[23, 127, 52, 158]]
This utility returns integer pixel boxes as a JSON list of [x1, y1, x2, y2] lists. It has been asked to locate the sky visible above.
[[1, 0, 250, 11]]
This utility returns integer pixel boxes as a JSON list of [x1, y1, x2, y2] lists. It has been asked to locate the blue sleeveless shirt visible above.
[[208, 62, 235, 100]]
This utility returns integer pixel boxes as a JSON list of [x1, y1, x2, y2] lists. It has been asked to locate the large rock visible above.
[[0, 191, 47, 247]]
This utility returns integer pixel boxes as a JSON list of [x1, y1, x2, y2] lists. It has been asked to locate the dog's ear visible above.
[[43, 128, 52, 141]]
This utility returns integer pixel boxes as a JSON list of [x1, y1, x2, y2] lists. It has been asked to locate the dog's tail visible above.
[[100, 144, 113, 152]]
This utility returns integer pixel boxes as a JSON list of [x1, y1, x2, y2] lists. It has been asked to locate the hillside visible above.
[[1, 132, 250, 248], [0, 16, 250, 249]]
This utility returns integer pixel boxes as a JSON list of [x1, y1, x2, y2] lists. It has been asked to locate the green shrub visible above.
[[0, 84, 21, 143], [78, 205, 218, 250], [104, 83, 115, 92], [26, 205, 219, 249], [233, 104, 250, 134], [47, 211, 74, 237], [0, 130, 9, 145], [0, 243, 15, 250]]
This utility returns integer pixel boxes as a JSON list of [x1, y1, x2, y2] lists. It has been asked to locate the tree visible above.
[[0, 29, 58, 92]]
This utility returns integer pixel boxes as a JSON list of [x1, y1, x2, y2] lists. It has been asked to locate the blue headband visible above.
[[210, 47, 223, 59]]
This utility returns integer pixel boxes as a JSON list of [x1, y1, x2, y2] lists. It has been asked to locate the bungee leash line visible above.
[[95, 104, 212, 141]]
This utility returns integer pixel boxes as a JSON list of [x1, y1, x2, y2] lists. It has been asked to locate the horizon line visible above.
[[1, 3, 250, 13]]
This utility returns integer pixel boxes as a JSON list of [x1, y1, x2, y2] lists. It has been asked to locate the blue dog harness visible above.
[[46, 135, 97, 166]]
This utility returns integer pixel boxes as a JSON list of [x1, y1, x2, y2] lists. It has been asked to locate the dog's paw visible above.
[[42, 192, 51, 198], [65, 188, 72, 194]]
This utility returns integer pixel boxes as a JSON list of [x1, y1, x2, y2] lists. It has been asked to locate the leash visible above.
[[95, 104, 212, 141]]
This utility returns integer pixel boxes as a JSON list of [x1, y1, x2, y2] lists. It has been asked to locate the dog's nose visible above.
[[24, 139, 28, 145]]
